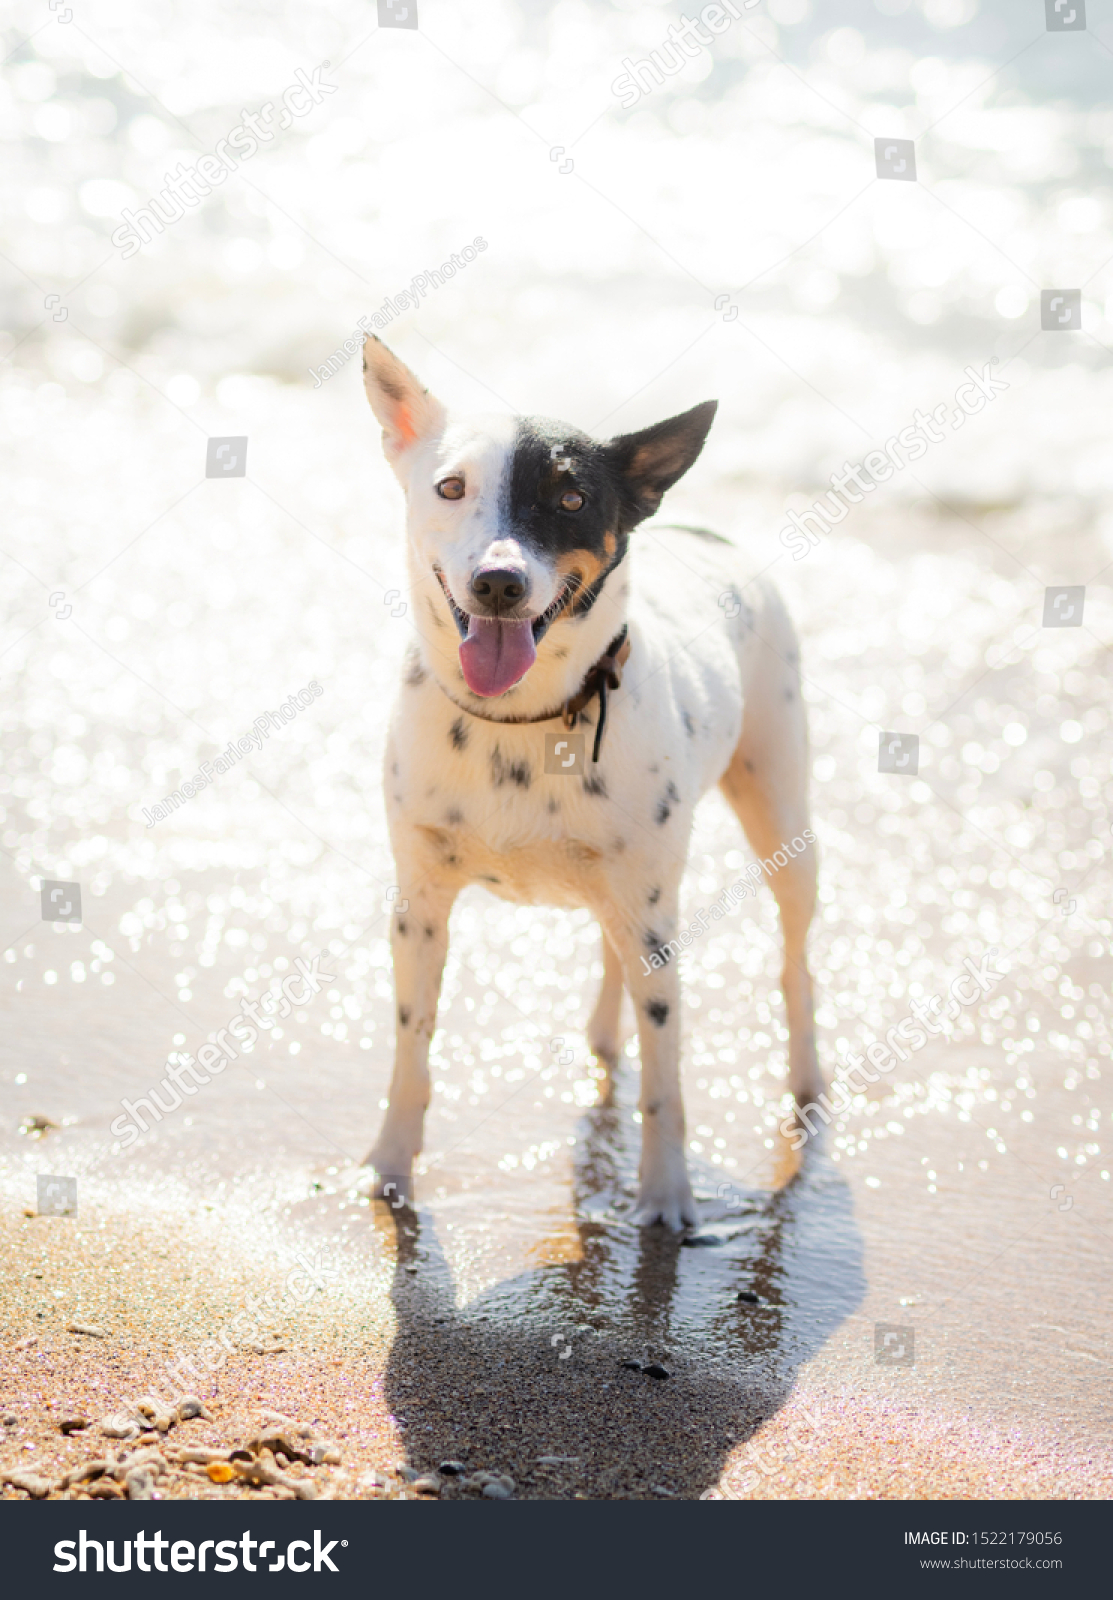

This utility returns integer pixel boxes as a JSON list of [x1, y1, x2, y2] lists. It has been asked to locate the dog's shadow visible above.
[[377, 1104, 865, 1499]]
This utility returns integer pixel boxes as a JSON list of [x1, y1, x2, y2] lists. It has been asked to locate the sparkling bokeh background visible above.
[[2, 0, 1112, 1480]]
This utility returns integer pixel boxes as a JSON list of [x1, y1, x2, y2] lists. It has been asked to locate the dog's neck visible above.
[[409, 548, 632, 723]]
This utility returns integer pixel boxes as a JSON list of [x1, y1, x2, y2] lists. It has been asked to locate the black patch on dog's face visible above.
[[500, 419, 630, 622], [646, 1000, 670, 1027], [495, 403, 716, 623], [449, 717, 468, 751]]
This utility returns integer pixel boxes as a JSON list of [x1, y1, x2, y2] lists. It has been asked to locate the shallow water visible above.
[[2, 0, 1112, 1489]]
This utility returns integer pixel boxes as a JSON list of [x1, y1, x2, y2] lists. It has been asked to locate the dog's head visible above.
[[363, 337, 716, 699]]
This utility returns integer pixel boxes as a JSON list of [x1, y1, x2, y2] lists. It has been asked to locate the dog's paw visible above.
[[371, 1171, 415, 1207], [354, 1150, 415, 1207], [632, 1181, 699, 1231]]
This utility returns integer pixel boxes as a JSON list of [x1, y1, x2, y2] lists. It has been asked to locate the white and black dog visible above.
[[359, 337, 821, 1229]]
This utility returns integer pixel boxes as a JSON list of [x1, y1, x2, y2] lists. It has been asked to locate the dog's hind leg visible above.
[[363, 867, 457, 1200], [586, 933, 624, 1083], [719, 593, 822, 1107]]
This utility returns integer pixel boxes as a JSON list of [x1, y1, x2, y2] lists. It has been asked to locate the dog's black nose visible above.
[[470, 565, 530, 609]]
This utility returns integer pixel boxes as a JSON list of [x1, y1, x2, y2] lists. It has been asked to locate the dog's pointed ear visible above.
[[362, 336, 446, 470], [607, 400, 718, 524]]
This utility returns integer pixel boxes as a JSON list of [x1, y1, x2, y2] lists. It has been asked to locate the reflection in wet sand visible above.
[[378, 1096, 863, 1499]]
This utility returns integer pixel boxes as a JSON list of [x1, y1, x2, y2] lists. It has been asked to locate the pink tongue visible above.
[[459, 616, 537, 697]]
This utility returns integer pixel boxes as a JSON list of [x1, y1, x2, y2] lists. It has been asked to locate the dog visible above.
[[358, 336, 821, 1228]]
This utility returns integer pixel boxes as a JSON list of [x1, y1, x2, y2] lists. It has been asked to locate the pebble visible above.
[[2, 1414, 17, 1426], [126, 1467, 157, 1500], [99, 1415, 141, 1440], [2, 1471, 52, 1499], [642, 1364, 670, 1380], [439, 1460, 465, 1476], [621, 1360, 642, 1371], [413, 1475, 441, 1494], [65, 1323, 107, 1338], [176, 1396, 212, 1421], [680, 1234, 724, 1248], [59, 1417, 89, 1435], [737, 1291, 760, 1305], [86, 1478, 124, 1499], [482, 1480, 512, 1499]]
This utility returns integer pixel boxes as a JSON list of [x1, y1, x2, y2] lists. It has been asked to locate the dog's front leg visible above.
[[609, 905, 697, 1230], [363, 877, 455, 1200]]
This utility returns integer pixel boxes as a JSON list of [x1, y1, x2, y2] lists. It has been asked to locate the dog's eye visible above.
[[559, 490, 584, 512], [436, 477, 465, 501]]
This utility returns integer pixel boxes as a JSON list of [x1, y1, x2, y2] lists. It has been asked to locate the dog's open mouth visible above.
[[435, 571, 573, 698]]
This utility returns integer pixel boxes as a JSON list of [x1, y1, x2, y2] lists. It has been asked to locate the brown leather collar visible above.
[[435, 626, 631, 762]]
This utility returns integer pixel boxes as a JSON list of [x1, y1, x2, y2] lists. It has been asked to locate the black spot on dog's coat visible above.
[[647, 886, 661, 905], [403, 649, 426, 688], [583, 771, 607, 798], [396, 920, 408, 937], [424, 924, 435, 940], [479, 873, 501, 884], [547, 796, 560, 814], [656, 779, 680, 824], [491, 745, 531, 789], [744, 759, 755, 773], [682, 709, 695, 737], [449, 717, 468, 751], [398, 1005, 411, 1027], [446, 807, 464, 825], [646, 1000, 669, 1027]]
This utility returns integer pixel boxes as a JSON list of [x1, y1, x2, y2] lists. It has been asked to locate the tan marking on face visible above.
[[556, 548, 607, 597], [603, 531, 617, 557]]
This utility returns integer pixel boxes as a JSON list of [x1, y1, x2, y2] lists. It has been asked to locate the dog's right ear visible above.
[[362, 336, 446, 471]]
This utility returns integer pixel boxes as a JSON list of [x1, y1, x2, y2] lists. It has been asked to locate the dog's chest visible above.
[[385, 688, 650, 904]]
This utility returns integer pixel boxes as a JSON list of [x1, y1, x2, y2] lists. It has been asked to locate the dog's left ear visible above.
[[606, 400, 718, 524], [362, 335, 446, 473]]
